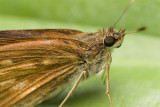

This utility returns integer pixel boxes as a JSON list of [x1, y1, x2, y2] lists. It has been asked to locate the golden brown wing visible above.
[[0, 37, 93, 107], [0, 29, 83, 46], [0, 29, 83, 38]]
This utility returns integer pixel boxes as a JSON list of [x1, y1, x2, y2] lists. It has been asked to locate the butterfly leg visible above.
[[59, 70, 87, 107], [105, 50, 113, 107]]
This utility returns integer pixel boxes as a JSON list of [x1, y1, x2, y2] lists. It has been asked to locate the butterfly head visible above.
[[104, 27, 125, 48]]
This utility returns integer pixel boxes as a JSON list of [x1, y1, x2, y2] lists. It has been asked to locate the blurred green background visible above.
[[0, 0, 159, 107]]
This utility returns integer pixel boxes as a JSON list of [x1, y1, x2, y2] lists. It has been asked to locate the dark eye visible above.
[[104, 36, 115, 47]]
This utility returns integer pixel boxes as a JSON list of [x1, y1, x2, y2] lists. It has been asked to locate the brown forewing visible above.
[[0, 29, 83, 46], [0, 29, 103, 107]]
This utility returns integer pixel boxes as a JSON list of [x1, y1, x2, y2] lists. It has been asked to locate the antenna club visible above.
[[137, 27, 146, 31], [126, 27, 146, 34]]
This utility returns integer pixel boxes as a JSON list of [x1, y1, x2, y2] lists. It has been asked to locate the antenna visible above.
[[112, 0, 135, 29], [126, 27, 146, 34]]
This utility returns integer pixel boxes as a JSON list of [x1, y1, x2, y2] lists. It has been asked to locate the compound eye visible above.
[[104, 36, 115, 47]]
